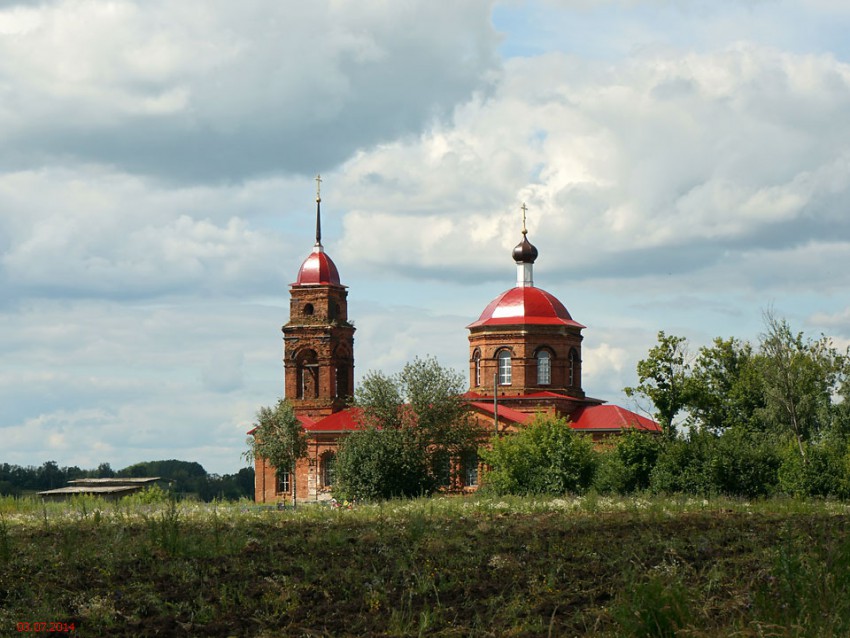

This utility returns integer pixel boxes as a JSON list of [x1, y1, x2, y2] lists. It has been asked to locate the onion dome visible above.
[[294, 247, 341, 286], [512, 234, 538, 263], [467, 286, 585, 328]]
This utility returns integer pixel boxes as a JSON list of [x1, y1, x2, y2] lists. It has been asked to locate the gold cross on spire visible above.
[[315, 174, 322, 203], [521, 202, 528, 235]]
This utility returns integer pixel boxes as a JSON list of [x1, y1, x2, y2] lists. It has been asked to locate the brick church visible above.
[[253, 183, 659, 503]]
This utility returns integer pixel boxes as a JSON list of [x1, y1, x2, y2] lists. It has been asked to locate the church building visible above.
[[253, 182, 659, 503]]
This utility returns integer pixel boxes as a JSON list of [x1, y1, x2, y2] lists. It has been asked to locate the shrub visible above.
[[333, 427, 434, 500], [594, 429, 662, 494], [480, 414, 597, 495], [649, 435, 707, 495], [778, 440, 850, 498], [650, 428, 780, 497], [707, 428, 780, 497]]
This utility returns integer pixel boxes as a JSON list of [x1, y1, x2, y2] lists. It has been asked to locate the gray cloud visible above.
[[0, 0, 500, 183]]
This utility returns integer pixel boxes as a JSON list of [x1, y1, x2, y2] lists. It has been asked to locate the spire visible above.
[[512, 202, 538, 287], [314, 174, 323, 248]]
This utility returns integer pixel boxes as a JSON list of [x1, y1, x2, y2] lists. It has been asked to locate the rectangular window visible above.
[[434, 453, 451, 487], [464, 452, 478, 487], [537, 352, 551, 385], [277, 472, 290, 494], [498, 352, 512, 385]]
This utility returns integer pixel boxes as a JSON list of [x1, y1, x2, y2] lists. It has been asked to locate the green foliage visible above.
[[708, 427, 782, 497], [778, 440, 850, 498], [649, 428, 780, 497], [595, 429, 663, 494], [333, 427, 433, 500], [122, 484, 171, 505], [0, 460, 253, 501], [689, 337, 766, 433], [480, 414, 597, 495], [759, 311, 846, 457], [624, 331, 694, 438], [245, 399, 307, 503], [354, 356, 480, 454], [340, 357, 482, 499]]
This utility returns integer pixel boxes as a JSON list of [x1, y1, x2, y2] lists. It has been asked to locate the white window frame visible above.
[[537, 350, 551, 385], [498, 350, 512, 385]]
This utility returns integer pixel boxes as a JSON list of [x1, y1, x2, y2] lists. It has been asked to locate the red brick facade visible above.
[[253, 200, 660, 504], [468, 325, 584, 402]]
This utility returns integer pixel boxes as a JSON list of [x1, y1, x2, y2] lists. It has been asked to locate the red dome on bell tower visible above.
[[294, 248, 341, 286]]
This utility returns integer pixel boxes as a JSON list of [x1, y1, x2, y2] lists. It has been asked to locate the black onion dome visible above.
[[512, 233, 539, 264]]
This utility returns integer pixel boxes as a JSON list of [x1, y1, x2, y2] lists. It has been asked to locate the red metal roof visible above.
[[468, 401, 532, 425], [293, 248, 341, 286], [305, 408, 363, 432], [246, 412, 316, 436], [570, 405, 661, 432], [467, 286, 585, 328]]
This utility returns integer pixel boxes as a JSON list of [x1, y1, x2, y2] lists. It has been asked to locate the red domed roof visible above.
[[293, 248, 341, 286], [467, 286, 585, 328]]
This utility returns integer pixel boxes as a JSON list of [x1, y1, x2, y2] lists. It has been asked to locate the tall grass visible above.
[[1, 493, 849, 636]]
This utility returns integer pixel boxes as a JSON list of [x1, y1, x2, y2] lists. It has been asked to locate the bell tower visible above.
[[282, 176, 355, 418]]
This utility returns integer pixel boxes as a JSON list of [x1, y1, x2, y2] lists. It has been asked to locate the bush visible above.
[[778, 440, 850, 498], [649, 436, 705, 495], [650, 428, 780, 497], [333, 427, 434, 500], [594, 429, 662, 494], [480, 414, 597, 495], [708, 428, 780, 497]]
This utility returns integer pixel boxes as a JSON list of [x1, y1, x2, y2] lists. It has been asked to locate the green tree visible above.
[[759, 311, 844, 460], [689, 337, 766, 433], [333, 427, 432, 500], [355, 356, 480, 455], [594, 428, 663, 494], [337, 356, 482, 498], [624, 331, 694, 438], [244, 399, 308, 507], [480, 414, 597, 495]]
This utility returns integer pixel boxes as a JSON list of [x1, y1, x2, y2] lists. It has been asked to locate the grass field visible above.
[[2, 494, 850, 637]]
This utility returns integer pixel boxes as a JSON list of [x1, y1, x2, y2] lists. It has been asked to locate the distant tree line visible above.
[[0, 459, 254, 501]]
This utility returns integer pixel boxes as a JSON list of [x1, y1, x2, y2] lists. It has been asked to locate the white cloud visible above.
[[336, 44, 850, 291]]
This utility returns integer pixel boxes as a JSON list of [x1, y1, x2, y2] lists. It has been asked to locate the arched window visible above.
[[303, 303, 314, 316], [336, 365, 350, 398], [297, 349, 319, 399], [463, 451, 478, 487], [321, 452, 336, 488], [472, 349, 481, 387], [497, 350, 512, 386], [569, 349, 577, 387], [537, 350, 551, 385]]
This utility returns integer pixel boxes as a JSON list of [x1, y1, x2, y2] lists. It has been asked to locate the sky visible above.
[[2, 0, 849, 475]]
